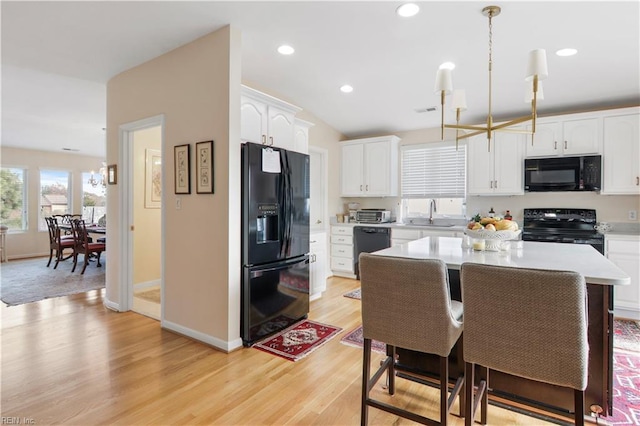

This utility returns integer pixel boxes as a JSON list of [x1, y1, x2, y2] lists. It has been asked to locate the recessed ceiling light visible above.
[[396, 3, 420, 17], [556, 48, 577, 57], [277, 45, 295, 55], [439, 62, 456, 70], [340, 85, 354, 93]]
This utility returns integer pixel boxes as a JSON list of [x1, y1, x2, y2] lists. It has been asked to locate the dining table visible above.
[[370, 236, 630, 422]]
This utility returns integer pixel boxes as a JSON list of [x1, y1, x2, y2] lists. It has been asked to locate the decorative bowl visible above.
[[464, 229, 521, 241]]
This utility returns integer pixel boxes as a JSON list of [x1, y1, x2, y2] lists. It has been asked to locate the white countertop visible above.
[[331, 221, 467, 233], [373, 236, 630, 286]]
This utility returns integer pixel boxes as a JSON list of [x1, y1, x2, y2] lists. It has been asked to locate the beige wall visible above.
[[132, 126, 162, 286], [0, 146, 104, 259], [106, 26, 242, 350]]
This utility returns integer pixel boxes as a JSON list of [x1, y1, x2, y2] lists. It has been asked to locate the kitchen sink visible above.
[[401, 218, 464, 228]]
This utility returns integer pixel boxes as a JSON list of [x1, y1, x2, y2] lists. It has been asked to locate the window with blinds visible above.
[[401, 141, 466, 198]]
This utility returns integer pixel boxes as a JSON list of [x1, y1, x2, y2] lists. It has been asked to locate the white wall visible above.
[[0, 146, 104, 259]]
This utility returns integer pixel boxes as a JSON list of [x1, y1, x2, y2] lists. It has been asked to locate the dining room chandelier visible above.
[[88, 164, 107, 188], [434, 5, 548, 150]]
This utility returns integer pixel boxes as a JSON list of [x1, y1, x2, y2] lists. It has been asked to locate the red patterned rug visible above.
[[340, 325, 386, 354], [610, 319, 640, 425], [253, 319, 342, 362], [343, 288, 361, 300]]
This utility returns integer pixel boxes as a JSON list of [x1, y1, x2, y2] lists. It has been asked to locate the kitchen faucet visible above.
[[429, 199, 437, 224]]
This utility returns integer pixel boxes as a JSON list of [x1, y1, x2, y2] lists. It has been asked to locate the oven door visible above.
[[524, 157, 580, 191]]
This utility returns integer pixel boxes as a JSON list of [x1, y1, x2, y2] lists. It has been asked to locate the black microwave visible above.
[[524, 155, 601, 192]]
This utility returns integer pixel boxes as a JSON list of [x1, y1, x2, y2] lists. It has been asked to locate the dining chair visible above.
[[359, 253, 464, 425], [70, 218, 106, 274], [460, 263, 588, 426], [45, 216, 76, 268]]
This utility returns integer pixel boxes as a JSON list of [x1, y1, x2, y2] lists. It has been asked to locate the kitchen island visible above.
[[371, 237, 630, 422]]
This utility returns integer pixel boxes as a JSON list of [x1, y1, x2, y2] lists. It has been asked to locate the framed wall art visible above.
[[174, 144, 191, 194], [145, 148, 162, 209], [196, 140, 214, 194], [107, 164, 117, 185]]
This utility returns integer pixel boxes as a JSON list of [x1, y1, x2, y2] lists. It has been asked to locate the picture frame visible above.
[[107, 164, 117, 185], [196, 140, 214, 194], [174, 144, 191, 194], [145, 148, 162, 209]]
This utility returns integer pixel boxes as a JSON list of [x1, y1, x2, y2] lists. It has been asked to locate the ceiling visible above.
[[2, 1, 639, 159]]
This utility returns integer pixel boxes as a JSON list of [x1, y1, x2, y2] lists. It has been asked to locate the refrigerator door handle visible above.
[[244, 255, 310, 273]]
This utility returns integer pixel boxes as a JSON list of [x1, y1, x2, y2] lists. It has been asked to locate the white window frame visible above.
[[400, 141, 467, 219]]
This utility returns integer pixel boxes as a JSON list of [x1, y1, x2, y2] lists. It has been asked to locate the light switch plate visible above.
[[176, 197, 182, 210]]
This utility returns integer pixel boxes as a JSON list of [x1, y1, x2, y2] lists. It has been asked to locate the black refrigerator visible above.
[[241, 142, 310, 346]]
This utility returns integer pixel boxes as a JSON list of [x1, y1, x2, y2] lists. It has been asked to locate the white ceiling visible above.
[[2, 1, 639, 159]]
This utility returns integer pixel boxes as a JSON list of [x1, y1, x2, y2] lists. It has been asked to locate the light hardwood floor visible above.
[[1, 276, 555, 425]]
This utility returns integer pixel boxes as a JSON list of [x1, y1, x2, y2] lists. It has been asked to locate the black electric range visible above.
[[522, 208, 604, 254]]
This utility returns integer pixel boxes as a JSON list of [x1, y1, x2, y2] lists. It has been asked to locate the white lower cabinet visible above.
[[309, 232, 327, 301], [606, 235, 640, 320], [330, 225, 355, 278]]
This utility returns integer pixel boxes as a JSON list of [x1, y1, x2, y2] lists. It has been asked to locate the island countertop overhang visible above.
[[372, 237, 630, 286]]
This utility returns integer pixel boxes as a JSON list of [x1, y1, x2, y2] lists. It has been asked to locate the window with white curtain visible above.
[[401, 141, 467, 218]]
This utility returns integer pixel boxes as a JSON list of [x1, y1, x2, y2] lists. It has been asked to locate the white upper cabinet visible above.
[[240, 85, 303, 152], [602, 110, 640, 194], [340, 136, 399, 197], [525, 114, 601, 157], [467, 132, 525, 196], [294, 118, 314, 155]]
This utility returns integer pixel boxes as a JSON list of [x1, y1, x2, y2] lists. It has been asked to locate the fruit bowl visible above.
[[464, 229, 522, 240]]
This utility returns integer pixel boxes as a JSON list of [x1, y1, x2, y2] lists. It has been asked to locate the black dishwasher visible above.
[[353, 226, 391, 279]]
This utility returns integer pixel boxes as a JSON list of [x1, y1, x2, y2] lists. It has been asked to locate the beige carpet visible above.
[[135, 288, 161, 304], [0, 256, 105, 306]]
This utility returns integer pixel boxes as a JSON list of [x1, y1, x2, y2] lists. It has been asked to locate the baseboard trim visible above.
[[103, 297, 121, 312], [134, 280, 161, 291], [162, 319, 243, 353]]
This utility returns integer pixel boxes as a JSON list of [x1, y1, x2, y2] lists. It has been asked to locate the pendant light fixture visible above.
[[434, 5, 548, 151]]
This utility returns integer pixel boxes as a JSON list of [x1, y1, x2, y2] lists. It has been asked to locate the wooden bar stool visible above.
[[359, 253, 464, 425], [460, 263, 588, 426]]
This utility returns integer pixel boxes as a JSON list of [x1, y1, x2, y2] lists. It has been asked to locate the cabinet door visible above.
[[467, 135, 495, 195], [240, 96, 267, 144], [294, 124, 310, 154], [603, 114, 640, 194], [364, 140, 393, 196], [310, 233, 328, 297], [611, 252, 640, 316], [267, 106, 295, 150], [493, 132, 525, 195], [563, 118, 600, 155], [526, 121, 561, 157], [341, 143, 365, 196]]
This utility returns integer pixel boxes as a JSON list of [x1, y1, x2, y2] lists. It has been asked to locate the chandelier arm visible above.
[[444, 124, 488, 132], [491, 115, 536, 130]]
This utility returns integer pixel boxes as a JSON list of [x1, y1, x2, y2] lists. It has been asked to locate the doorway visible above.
[[118, 116, 164, 320]]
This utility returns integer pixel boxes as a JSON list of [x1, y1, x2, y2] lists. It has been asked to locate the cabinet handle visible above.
[[366, 185, 369, 191], [360, 185, 363, 191], [262, 135, 266, 145], [494, 180, 498, 189], [637, 176, 639, 186], [310, 240, 317, 244], [316, 219, 322, 224], [490, 180, 494, 189], [269, 136, 274, 147], [554, 141, 557, 150], [564, 140, 568, 150]]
